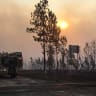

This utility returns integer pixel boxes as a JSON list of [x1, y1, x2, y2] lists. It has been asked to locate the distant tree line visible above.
[[83, 40, 96, 71]]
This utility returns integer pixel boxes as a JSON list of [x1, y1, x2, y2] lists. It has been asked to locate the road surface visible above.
[[0, 76, 96, 96]]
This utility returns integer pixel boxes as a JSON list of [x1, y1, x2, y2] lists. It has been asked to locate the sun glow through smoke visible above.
[[57, 21, 69, 30]]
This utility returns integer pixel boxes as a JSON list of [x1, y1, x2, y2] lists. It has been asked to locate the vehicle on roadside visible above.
[[0, 52, 23, 78]]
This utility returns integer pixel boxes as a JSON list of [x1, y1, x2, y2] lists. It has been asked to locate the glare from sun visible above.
[[57, 21, 69, 29]]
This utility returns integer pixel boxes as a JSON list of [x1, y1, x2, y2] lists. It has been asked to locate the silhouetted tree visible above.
[[47, 44, 55, 71], [46, 26, 61, 71], [27, 0, 64, 72], [89, 41, 96, 71], [45, 9, 61, 71], [27, 0, 50, 72], [52, 27, 61, 71], [30, 57, 33, 65], [84, 43, 90, 71], [59, 36, 67, 70], [84, 43, 90, 58], [84, 57, 90, 71]]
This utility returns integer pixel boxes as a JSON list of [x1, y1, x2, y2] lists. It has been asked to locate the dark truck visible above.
[[0, 52, 23, 78]]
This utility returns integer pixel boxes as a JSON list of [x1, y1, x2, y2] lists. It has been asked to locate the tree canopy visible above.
[[27, 0, 67, 71]]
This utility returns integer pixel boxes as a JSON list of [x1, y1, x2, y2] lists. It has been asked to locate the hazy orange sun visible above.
[[57, 21, 69, 29]]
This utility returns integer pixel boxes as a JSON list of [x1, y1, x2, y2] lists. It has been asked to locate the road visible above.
[[0, 76, 96, 96]]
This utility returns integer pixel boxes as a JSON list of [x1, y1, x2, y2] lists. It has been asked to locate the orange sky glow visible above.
[[0, 0, 96, 61]]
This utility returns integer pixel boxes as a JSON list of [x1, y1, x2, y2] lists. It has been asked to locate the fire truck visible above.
[[0, 52, 23, 78]]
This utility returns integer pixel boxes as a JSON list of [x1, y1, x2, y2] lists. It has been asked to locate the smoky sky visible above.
[[0, 0, 96, 61], [0, 0, 42, 61]]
